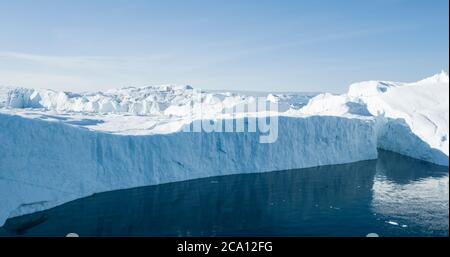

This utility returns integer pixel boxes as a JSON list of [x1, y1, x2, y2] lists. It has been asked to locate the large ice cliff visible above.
[[0, 72, 448, 226]]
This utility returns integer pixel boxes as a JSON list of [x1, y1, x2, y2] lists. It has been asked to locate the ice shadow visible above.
[[38, 114, 70, 121], [65, 119, 105, 126], [378, 117, 449, 167]]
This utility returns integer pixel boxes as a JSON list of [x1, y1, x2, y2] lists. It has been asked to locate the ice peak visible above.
[[417, 70, 449, 84]]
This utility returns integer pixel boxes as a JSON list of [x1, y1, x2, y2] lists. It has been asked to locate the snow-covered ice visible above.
[[298, 71, 449, 166], [348, 70, 449, 165], [0, 72, 448, 226]]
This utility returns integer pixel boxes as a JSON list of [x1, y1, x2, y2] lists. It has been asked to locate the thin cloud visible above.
[[0, 51, 172, 70], [0, 51, 178, 91]]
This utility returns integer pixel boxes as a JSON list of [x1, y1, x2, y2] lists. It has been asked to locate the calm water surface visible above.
[[0, 150, 448, 236]]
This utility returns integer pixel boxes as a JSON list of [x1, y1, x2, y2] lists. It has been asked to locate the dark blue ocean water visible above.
[[0, 150, 448, 237]]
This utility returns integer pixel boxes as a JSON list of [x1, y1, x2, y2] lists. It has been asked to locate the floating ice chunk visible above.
[[387, 221, 399, 226]]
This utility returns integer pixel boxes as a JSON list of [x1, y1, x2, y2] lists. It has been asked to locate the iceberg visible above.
[[0, 72, 448, 226], [298, 71, 449, 165], [349, 71, 449, 164]]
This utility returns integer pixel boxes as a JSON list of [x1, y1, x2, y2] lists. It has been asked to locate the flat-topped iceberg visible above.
[[0, 72, 448, 226]]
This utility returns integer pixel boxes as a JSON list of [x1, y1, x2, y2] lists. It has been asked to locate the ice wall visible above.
[[0, 113, 377, 226]]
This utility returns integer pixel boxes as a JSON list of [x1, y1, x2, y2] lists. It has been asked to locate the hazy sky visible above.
[[0, 0, 448, 93]]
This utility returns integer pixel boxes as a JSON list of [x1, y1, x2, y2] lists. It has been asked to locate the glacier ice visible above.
[[0, 113, 377, 226], [0, 72, 448, 226], [298, 71, 449, 166], [350, 70, 449, 164]]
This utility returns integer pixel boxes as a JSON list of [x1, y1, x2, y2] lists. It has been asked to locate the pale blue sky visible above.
[[0, 0, 448, 92]]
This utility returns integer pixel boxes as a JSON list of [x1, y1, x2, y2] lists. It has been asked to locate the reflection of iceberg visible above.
[[372, 176, 449, 234], [371, 151, 449, 235]]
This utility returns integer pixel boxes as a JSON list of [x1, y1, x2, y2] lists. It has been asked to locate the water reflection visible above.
[[0, 150, 448, 236], [371, 151, 449, 236]]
